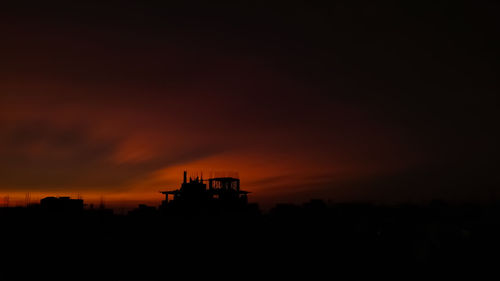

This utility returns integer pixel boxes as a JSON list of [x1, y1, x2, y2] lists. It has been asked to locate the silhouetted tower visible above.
[[25, 192, 31, 207], [2, 195, 9, 208], [99, 196, 106, 210]]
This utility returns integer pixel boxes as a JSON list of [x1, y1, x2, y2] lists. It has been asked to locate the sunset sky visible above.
[[1, 1, 498, 209]]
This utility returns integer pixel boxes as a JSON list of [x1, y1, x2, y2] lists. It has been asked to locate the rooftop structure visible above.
[[160, 171, 250, 210]]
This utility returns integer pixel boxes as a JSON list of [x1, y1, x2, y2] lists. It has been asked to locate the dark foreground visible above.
[[1, 200, 499, 280]]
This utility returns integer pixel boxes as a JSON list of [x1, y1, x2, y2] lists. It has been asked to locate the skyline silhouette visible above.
[[1, 177, 499, 279]]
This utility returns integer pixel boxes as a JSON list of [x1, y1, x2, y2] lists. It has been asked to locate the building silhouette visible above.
[[160, 171, 250, 214], [40, 196, 84, 212]]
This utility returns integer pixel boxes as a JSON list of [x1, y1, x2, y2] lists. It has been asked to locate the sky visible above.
[[0, 1, 498, 209]]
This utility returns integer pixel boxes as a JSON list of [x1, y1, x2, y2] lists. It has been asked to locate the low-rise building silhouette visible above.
[[40, 196, 84, 212]]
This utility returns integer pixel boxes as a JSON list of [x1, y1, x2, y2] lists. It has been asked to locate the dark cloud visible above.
[[0, 122, 223, 191], [257, 166, 499, 208]]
